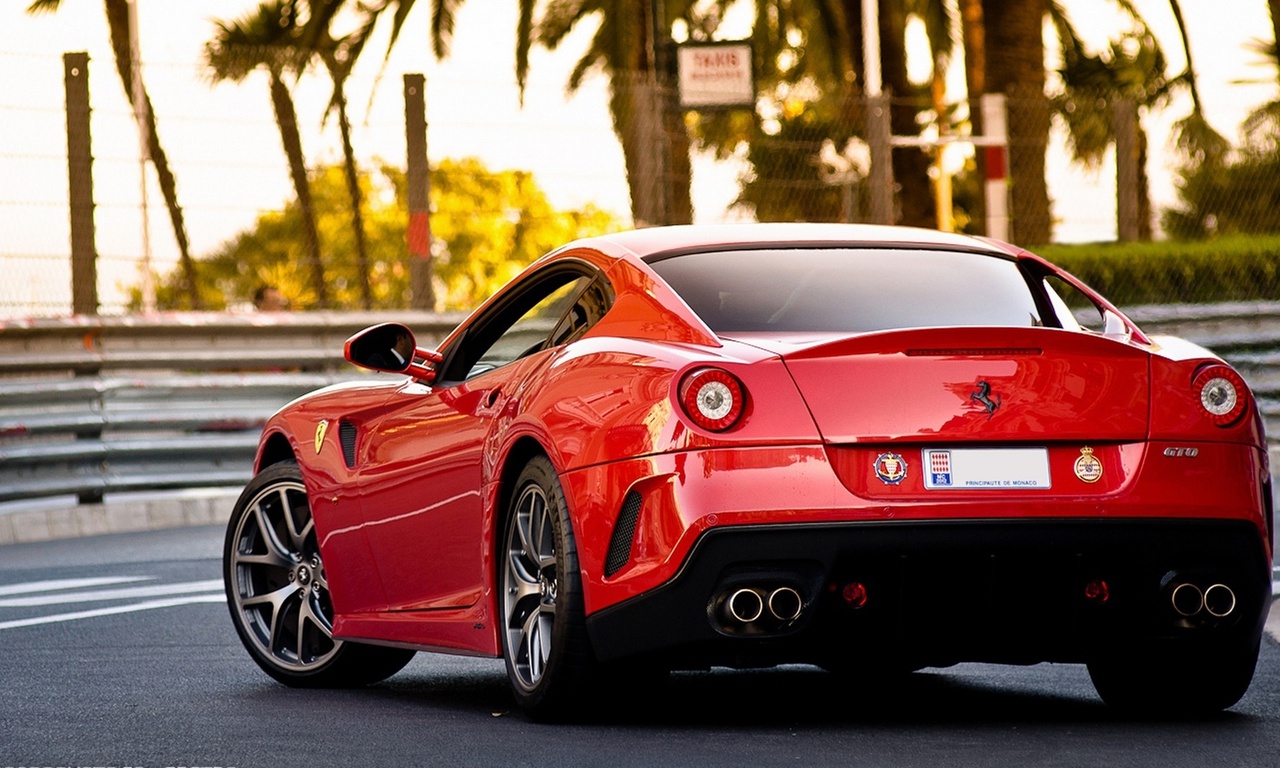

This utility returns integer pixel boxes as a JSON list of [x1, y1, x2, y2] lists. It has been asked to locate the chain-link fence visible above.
[[3, 45, 1278, 318]]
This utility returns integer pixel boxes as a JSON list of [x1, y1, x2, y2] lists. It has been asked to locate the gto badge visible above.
[[314, 419, 330, 454], [874, 452, 908, 485], [1074, 446, 1103, 484]]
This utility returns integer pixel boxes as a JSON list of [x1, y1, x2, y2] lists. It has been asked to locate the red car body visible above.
[[225, 223, 1272, 717]]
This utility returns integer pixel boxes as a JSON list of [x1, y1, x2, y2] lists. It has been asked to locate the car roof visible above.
[[574, 223, 1019, 262]]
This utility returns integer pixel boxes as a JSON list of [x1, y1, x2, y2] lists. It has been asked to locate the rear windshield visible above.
[[648, 248, 1044, 333]]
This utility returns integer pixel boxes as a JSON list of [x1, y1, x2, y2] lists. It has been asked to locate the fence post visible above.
[[980, 93, 1010, 242], [866, 94, 894, 225], [65, 52, 98, 316], [1114, 98, 1140, 243], [404, 74, 435, 311]]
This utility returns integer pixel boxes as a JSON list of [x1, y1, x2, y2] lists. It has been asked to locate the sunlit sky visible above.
[[0, 0, 1275, 313]]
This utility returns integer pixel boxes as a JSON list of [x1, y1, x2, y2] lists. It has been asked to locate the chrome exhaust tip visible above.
[[767, 587, 803, 622], [1203, 584, 1236, 618], [725, 588, 764, 623], [1170, 582, 1204, 617]]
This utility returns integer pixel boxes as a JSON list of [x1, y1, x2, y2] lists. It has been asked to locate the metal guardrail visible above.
[[2, 304, 1280, 507], [1124, 302, 1280, 440], [0, 311, 463, 504]]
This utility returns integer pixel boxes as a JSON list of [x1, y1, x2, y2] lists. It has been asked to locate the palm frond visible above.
[[25, 0, 62, 14]]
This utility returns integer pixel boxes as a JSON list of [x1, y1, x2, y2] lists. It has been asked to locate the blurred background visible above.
[[2, 0, 1280, 317]]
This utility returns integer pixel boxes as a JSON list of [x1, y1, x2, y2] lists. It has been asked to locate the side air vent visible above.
[[338, 419, 357, 468], [604, 491, 643, 577]]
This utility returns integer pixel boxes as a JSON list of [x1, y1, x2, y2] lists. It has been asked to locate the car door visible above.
[[357, 265, 604, 612]]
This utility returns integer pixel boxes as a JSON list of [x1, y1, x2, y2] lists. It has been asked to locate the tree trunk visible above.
[[984, 0, 1051, 245], [880, 0, 935, 228], [269, 71, 328, 308], [612, 72, 668, 227], [1270, 0, 1280, 87], [1137, 125, 1152, 241], [662, 82, 693, 225], [334, 87, 374, 310], [104, 0, 199, 308], [960, 0, 987, 234]]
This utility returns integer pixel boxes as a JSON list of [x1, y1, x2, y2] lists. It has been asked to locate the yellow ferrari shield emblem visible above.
[[314, 419, 330, 454]]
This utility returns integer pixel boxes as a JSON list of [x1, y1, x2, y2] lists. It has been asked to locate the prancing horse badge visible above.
[[314, 419, 330, 454], [970, 380, 1002, 419]]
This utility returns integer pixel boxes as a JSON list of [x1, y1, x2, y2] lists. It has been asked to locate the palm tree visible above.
[[203, 1, 329, 308], [1053, 21, 1171, 241], [981, 0, 1051, 244], [316, 30, 376, 310], [734, 0, 950, 226], [529, 0, 697, 225], [27, 0, 200, 308], [1165, 0, 1229, 167], [301, 0, 696, 226]]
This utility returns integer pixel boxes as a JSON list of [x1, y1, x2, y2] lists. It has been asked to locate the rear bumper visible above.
[[584, 519, 1272, 668]]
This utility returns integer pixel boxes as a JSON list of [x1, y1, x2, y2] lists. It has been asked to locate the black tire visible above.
[[224, 462, 415, 688], [1087, 638, 1260, 716], [499, 455, 596, 720]]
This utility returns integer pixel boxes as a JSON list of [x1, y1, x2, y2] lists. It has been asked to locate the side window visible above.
[[1043, 275, 1103, 333], [547, 275, 615, 348], [436, 267, 599, 382], [474, 276, 591, 373]]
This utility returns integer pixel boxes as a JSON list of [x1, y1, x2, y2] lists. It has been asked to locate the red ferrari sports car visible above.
[[224, 223, 1272, 719]]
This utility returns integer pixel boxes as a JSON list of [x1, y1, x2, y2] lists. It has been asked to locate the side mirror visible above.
[[1101, 309, 1132, 341], [344, 323, 441, 381]]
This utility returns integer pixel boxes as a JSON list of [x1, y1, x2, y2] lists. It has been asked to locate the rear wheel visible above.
[[500, 456, 595, 719], [1087, 638, 1259, 715], [224, 462, 414, 687]]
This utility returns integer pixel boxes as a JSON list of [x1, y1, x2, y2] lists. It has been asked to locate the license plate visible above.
[[921, 448, 1051, 490]]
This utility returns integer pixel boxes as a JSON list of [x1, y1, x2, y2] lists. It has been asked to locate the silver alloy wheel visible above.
[[502, 483, 558, 691], [229, 479, 341, 673]]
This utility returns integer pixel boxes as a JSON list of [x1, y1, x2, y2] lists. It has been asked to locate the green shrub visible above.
[[1033, 235, 1280, 306]]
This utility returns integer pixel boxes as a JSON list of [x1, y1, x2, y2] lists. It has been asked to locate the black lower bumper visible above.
[[585, 519, 1271, 669]]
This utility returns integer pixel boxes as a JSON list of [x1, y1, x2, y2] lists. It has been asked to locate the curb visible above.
[[0, 488, 239, 546]]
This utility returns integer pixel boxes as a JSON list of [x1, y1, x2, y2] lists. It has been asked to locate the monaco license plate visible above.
[[921, 448, 1051, 490]]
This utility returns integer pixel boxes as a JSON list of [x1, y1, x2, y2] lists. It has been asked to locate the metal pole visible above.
[[867, 95, 894, 225], [127, 0, 156, 312], [862, 0, 882, 97], [863, 0, 893, 224], [65, 52, 98, 316], [980, 93, 1010, 242], [404, 74, 436, 310]]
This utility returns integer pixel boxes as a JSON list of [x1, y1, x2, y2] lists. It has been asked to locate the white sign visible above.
[[921, 448, 1052, 490], [677, 43, 755, 109]]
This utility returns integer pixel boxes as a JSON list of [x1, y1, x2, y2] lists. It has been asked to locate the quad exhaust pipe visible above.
[[726, 588, 764, 623], [1170, 582, 1236, 618], [722, 586, 806, 626]]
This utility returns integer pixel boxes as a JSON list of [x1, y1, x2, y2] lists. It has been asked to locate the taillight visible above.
[[678, 368, 746, 432], [1193, 364, 1248, 426]]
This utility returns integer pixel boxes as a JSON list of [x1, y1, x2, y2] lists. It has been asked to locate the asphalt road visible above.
[[1, 525, 1279, 768]]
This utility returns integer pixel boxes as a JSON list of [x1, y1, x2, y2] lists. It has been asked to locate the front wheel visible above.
[[500, 456, 596, 719], [224, 462, 414, 687]]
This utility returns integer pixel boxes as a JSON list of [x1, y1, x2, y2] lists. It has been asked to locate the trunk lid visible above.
[[733, 327, 1150, 444]]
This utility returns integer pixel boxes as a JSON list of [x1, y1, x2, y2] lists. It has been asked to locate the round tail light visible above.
[[1193, 365, 1248, 426], [678, 368, 746, 432]]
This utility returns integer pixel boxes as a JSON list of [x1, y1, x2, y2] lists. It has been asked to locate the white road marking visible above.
[[0, 579, 223, 608], [0, 594, 227, 631], [0, 576, 152, 597]]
